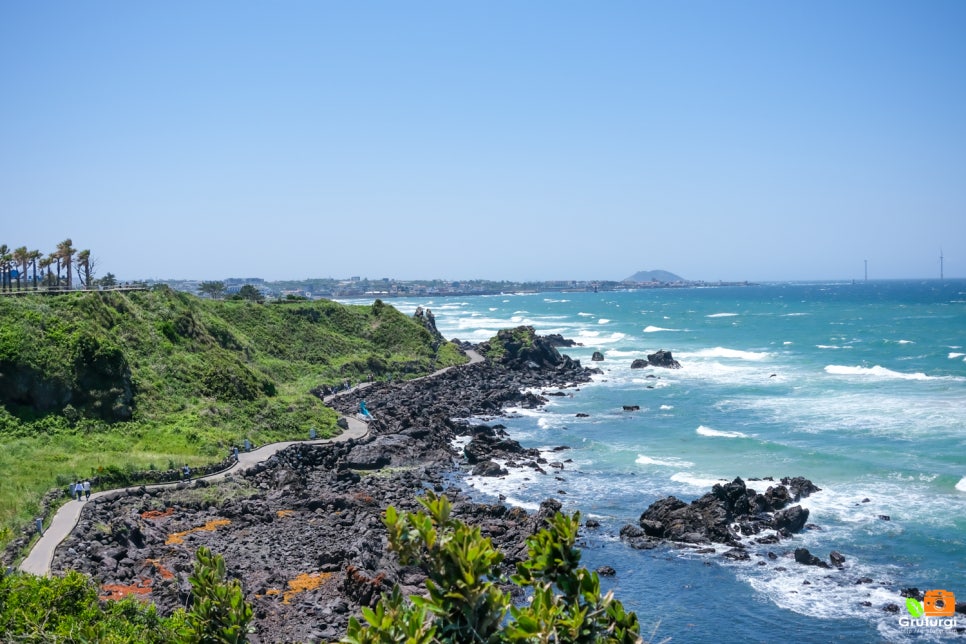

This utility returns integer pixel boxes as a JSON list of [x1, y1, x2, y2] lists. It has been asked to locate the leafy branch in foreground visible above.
[[343, 492, 649, 644], [176, 546, 253, 644]]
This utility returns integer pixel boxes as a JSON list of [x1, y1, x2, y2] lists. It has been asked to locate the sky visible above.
[[2, 1, 964, 283]]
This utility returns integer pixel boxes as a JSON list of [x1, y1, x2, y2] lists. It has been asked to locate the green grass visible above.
[[0, 288, 467, 551]]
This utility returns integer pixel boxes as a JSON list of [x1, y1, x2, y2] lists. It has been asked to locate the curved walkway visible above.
[[18, 349, 484, 577]]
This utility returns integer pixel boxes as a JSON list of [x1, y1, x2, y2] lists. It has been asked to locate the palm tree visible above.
[[28, 249, 41, 289], [76, 249, 92, 288], [0, 244, 10, 292], [39, 254, 54, 288], [13, 246, 29, 291], [56, 239, 76, 289]]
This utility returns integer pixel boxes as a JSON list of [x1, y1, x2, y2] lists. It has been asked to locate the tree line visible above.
[[0, 238, 117, 292]]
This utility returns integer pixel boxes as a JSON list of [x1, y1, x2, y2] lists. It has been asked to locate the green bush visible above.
[[344, 493, 646, 644], [0, 568, 174, 643], [176, 546, 253, 644]]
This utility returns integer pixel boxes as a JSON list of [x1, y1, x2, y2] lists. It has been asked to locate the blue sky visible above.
[[2, 1, 964, 282]]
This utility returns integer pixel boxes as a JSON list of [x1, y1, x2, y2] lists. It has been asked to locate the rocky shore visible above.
[[51, 328, 596, 642]]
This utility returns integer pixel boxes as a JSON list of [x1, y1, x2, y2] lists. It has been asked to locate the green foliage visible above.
[[345, 493, 645, 644], [479, 326, 537, 362], [176, 546, 253, 644], [0, 547, 255, 643], [0, 289, 465, 550], [0, 568, 174, 643]]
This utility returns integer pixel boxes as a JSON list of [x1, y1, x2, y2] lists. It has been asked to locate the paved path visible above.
[[18, 349, 483, 577]]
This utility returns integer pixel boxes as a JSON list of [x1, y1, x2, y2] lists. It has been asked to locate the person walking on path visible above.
[[73, 481, 83, 501], [83, 480, 91, 501]]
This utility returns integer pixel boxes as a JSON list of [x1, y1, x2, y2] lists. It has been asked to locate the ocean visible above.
[[344, 281, 966, 642]]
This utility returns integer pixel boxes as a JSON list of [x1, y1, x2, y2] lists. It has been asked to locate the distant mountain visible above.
[[623, 269, 685, 283]]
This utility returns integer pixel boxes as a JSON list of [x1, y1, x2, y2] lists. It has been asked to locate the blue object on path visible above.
[[359, 400, 372, 418]]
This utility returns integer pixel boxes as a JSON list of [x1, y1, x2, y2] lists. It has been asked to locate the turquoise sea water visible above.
[[347, 281, 966, 642]]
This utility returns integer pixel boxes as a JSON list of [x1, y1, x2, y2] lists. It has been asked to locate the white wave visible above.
[[575, 330, 626, 345], [604, 349, 638, 357], [949, 352, 965, 359], [670, 472, 727, 489], [659, 404, 674, 410], [643, 325, 678, 333], [706, 312, 738, 318], [897, 339, 915, 345], [687, 347, 770, 361], [957, 477, 966, 492], [696, 425, 749, 438], [824, 365, 934, 381], [543, 298, 570, 303], [578, 312, 594, 317], [816, 344, 850, 350], [636, 454, 694, 468], [597, 318, 610, 324], [744, 564, 898, 622]]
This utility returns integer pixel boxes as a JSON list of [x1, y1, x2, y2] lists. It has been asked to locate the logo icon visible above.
[[906, 589, 956, 618]]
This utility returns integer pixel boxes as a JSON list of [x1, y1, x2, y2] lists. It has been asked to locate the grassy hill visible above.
[[0, 288, 466, 546]]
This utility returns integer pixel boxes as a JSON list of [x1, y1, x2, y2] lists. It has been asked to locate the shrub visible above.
[[176, 546, 253, 644], [343, 493, 644, 644]]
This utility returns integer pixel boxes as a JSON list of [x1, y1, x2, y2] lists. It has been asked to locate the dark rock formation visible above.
[[591, 351, 604, 361], [622, 477, 819, 550], [544, 334, 579, 347], [646, 350, 681, 369], [794, 548, 830, 568], [630, 359, 649, 369]]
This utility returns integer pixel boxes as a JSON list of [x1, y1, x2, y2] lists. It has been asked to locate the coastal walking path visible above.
[[18, 349, 483, 577]]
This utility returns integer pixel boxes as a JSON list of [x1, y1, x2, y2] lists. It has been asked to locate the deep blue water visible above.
[[346, 281, 966, 642]]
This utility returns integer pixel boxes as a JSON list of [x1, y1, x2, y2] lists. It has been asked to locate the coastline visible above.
[[46, 331, 596, 642]]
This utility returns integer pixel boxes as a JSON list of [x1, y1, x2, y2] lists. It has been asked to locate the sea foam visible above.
[[643, 325, 678, 333], [696, 425, 749, 438], [689, 347, 770, 361], [636, 454, 694, 468], [957, 477, 966, 492], [824, 365, 933, 380]]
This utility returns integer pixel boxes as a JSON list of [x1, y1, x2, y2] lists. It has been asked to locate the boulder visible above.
[[630, 359, 649, 369], [646, 350, 681, 369], [794, 548, 830, 568], [591, 351, 604, 362], [773, 505, 809, 533], [471, 460, 508, 477]]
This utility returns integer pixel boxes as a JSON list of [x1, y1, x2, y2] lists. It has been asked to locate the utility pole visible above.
[[940, 248, 944, 282], [864, 259, 868, 282]]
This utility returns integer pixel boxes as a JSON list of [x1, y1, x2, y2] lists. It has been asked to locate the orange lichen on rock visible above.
[[259, 572, 334, 604], [282, 572, 333, 604], [99, 578, 153, 601], [276, 509, 294, 518], [165, 518, 231, 545], [145, 558, 175, 579], [141, 507, 175, 520]]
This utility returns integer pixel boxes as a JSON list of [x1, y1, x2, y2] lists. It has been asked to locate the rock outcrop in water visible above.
[[620, 476, 820, 552]]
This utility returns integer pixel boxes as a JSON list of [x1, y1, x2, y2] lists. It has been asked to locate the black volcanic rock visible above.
[[646, 350, 681, 369], [624, 477, 819, 550], [51, 331, 597, 642]]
